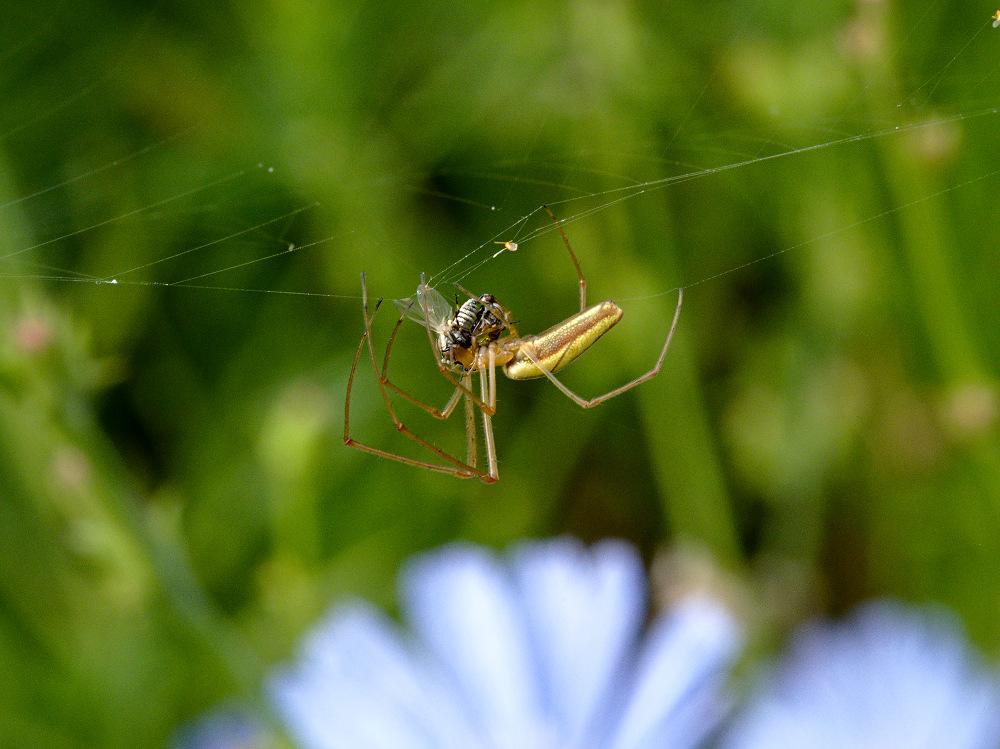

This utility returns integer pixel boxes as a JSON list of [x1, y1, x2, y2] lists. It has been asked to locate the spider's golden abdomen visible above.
[[503, 300, 623, 380]]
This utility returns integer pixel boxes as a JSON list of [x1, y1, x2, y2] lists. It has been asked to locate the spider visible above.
[[343, 207, 684, 483]]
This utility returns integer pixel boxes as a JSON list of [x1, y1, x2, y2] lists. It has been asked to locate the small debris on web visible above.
[[491, 240, 518, 259]]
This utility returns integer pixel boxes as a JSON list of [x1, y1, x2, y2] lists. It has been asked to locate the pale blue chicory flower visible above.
[[253, 538, 741, 749], [723, 600, 1000, 749]]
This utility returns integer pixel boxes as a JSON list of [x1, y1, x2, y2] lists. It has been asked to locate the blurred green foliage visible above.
[[0, 0, 998, 745]]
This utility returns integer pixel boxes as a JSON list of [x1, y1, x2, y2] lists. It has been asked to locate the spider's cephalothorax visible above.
[[439, 294, 511, 369]]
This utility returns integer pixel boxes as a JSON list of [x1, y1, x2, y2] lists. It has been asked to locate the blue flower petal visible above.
[[268, 603, 482, 749], [609, 597, 743, 749], [401, 544, 549, 747], [509, 538, 646, 746], [724, 600, 1000, 749]]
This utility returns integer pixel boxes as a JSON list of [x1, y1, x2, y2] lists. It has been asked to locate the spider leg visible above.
[[463, 373, 477, 468], [520, 288, 684, 409], [344, 325, 476, 477], [544, 204, 587, 312], [479, 346, 499, 480], [378, 307, 465, 420], [344, 272, 497, 482], [452, 281, 477, 302]]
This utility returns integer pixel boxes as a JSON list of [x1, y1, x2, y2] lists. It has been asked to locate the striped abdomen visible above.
[[503, 301, 623, 380]]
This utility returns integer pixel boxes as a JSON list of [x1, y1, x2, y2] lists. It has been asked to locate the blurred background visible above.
[[0, 0, 998, 745]]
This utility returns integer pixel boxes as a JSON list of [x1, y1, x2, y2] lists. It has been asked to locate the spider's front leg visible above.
[[344, 273, 494, 481]]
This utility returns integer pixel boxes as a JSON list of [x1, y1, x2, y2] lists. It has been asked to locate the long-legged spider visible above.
[[343, 207, 684, 483]]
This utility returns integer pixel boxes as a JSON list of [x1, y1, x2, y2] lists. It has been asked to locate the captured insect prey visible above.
[[993, 9, 1000, 27], [343, 208, 684, 483]]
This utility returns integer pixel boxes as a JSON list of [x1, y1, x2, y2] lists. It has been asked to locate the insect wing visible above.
[[393, 284, 454, 333]]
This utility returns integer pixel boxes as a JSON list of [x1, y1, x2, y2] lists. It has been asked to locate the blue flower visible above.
[[264, 538, 742, 749], [723, 600, 1000, 749]]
